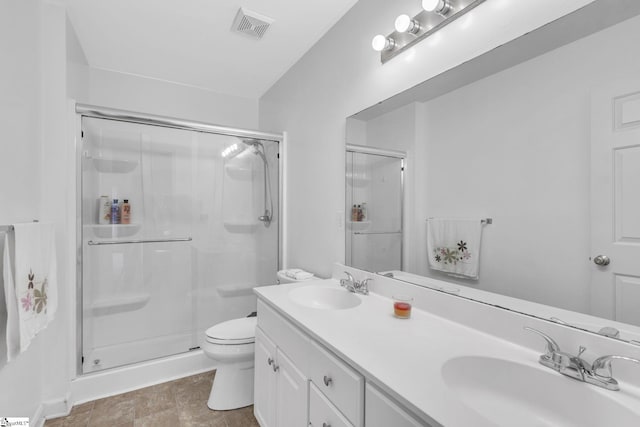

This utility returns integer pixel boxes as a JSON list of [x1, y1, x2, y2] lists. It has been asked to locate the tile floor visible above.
[[44, 370, 259, 427]]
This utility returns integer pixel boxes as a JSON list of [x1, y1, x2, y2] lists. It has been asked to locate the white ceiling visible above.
[[64, 0, 358, 99]]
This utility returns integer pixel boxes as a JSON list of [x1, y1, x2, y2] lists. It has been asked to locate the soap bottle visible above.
[[110, 199, 120, 224], [98, 195, 110, 224], [361, 202, 367, 221], [121, 199, 131, 224], [351, 205, 358, 222], [357, 205, 363, 222]]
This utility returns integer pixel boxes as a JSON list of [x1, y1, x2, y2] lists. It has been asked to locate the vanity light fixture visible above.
[[422, 0, 453, 16], [395, 14, 421, 34], [371, 34, 396, 52], [373, 0, 486, 63]]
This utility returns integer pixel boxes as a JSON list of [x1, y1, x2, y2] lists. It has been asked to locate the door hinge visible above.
[[81, 130, 84, 138]]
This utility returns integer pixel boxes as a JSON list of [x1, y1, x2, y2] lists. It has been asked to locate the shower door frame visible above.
[[74, 103, 284, 376], [345, 143, 405, 271]]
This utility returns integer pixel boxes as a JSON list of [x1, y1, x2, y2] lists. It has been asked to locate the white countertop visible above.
[[255, 278, 557, 426]]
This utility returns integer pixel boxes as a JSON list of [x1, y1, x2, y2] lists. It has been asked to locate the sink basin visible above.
[[288, 286, 361, 310], [442, 356, 640, 427]]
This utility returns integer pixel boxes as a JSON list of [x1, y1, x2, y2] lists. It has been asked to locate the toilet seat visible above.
[[206, 317, 257, 345]]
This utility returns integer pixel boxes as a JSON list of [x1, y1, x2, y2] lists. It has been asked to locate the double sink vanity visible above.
[[253, 264, 640, 427]]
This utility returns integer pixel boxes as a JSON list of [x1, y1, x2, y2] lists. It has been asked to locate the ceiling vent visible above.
[[232, 7, 274, 40]]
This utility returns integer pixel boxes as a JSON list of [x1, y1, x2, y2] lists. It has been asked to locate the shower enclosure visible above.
[[345, 145, 404, 272], [78, 108, 280, 373]]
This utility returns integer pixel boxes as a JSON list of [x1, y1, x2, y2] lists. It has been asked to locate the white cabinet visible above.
[[255, 299, 431, 427], [365, 383, 429, 427], [254, 326, 308, 427]]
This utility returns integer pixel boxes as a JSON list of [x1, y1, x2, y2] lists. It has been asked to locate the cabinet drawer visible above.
[[309, 340, 363, 426], [309, 382, 353, 427], [257, 300, 310, 374]]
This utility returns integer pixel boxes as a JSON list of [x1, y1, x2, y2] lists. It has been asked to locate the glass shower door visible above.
[[346, 151, 403, 272], [81, 117, 279, 373]]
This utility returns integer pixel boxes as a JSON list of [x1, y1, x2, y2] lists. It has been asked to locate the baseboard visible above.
[[31, 403, 44, 427], [42, 393, 72, 421]]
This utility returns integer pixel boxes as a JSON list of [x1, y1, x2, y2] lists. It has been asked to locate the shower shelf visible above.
[[347, 220, 371, 232], [346, 173, 370, 187], [91, 293, 151, 316], [223, 221, 259, 233], [87, 223, 141, 238], [90, 157, 139, 173], [224, 164, 252, 180]]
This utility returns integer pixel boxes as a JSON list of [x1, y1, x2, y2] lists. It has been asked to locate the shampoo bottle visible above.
[[121, 199, 131, 224], [110, 199, 120, 224]]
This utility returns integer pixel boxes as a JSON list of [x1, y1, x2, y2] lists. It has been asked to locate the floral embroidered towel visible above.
[[427, 218, 482, 280], [3, 223, 57, 361]]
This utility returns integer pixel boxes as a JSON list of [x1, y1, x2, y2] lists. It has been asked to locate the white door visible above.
[[254, 327, 277, 427], [275, 349, 308, 427], [591, 81, 640, 327]]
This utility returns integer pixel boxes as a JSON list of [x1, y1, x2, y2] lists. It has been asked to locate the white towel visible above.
[[284, 269, 314, 280], [427, 218, 483, 280], [3, 223, 57, 360]]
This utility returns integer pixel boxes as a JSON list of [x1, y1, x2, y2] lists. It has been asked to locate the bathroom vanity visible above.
[[254, 265, 640, 427]]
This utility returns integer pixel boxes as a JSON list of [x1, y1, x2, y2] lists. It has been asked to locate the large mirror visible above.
[[346, 0, 640, 344]]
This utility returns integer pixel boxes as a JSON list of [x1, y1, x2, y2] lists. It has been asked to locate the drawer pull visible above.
[[323, 375, 333, 387], [267, 357, 274, 366]]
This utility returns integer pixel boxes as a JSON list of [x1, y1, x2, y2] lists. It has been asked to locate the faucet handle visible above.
[[340, 271, 354, 287], [591, 355, 640, 379], [524, 327, 561, 357], [357, 278, 371, 295]]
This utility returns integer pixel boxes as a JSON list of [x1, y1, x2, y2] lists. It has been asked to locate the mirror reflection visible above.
[[346, 1, 640, 344]]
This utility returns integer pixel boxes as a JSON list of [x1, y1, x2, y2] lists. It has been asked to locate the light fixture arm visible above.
[[373, 0, 486, 64]]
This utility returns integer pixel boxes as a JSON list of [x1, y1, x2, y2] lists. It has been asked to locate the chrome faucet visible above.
[[340, 271, 356, 292], [340, 271, 370, 295], [525, 327, 640, 391]]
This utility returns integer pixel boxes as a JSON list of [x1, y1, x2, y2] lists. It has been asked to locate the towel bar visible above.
[[427, 218, 493, 224], [87, 237, 193, 246], [0, 221, 39, 233]]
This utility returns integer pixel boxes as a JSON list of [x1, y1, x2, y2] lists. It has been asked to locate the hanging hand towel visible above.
[[3, 223, 57, 361], [427, 218, 483, 280]]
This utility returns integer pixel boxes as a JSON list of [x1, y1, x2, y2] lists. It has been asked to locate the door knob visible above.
[[593, 255, 610, 266]]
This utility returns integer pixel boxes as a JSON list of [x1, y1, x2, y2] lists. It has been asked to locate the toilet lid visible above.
[[206, 317, 257, 345]]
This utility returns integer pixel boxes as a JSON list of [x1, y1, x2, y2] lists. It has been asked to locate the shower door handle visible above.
[[87, 237, 192, 246]]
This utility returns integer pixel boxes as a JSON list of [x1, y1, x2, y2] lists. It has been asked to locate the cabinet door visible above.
[[255, 327, 277, 427], [365, 383, 429, 427], [276, 349, 309, 427]]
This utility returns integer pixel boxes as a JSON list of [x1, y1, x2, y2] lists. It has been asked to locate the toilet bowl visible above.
[[202, 316, 257, 410]]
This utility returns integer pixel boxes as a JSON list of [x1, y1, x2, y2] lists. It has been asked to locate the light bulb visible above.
[[394, 14, 420, 34], [371, 35, 395, 52], [422, 0, 452, 16], [422, 0, 440, 11]]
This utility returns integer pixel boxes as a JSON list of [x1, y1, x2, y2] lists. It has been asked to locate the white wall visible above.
[[83, 68, 259, 130], [0, 0, 46, 419], [259, 0, 595, 278]]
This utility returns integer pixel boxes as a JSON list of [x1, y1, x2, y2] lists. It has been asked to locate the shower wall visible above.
[[81, 117, 279, 373]]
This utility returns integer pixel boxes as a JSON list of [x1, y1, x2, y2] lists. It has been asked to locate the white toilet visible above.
[[203, 316, 258, 410], [203, 269, 315, 410]]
